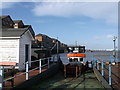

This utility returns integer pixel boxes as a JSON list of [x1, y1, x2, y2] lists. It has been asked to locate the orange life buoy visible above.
[[67, 53, 86, 57]]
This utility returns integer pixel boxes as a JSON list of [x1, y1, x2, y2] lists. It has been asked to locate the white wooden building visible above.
[[0, 15, 35, 70], [0, 28, 34, 70]]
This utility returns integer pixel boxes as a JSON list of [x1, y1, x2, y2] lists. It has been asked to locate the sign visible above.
[[0, 39, 19, 65]]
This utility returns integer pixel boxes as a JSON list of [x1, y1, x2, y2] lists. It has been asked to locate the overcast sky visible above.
[[1, 0, 118, 49]]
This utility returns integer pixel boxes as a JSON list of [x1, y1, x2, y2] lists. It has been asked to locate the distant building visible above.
[[0, 15, 35, 70], [32, 33, 68, 59]]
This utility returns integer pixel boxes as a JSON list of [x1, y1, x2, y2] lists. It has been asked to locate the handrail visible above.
[[93, 56, 118, 86], [3, 55, 58, 84]]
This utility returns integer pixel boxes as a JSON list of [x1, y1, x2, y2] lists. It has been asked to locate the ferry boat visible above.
[[64, 46, 88, 78]]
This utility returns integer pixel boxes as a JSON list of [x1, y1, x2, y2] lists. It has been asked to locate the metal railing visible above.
[[92, 56, 115, 86], [0, 55, 57, 89]]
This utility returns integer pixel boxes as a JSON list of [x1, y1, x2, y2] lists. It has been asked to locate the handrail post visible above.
[[0, 66, 4, 90], [109, 56, 112, 85], [93, 58, 96, 67], [48, 58, 50, 68], [97, 61, 99, 70], [53, 56, 54, 63], [95, 59, 97, 68], [39, 59, 42, 73], [26, 61, 29, 80], [101, 60, 104, 76]]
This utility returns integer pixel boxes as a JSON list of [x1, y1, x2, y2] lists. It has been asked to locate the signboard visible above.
[[0, 39, 19, 65]]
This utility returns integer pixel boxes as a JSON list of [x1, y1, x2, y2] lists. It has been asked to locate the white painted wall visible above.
[[0, 31, 34, 70], [19, 31, 33, 70], [0, 39, 19, 63]]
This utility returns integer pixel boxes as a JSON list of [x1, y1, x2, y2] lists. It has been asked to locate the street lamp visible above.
[[113, 36, 117, 64]]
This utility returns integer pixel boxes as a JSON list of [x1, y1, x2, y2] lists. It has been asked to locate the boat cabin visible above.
[[67, 53, 86, 64]]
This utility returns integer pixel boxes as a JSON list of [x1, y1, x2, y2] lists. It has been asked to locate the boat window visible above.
[[80, 58, 83, 61], [69, 58, 72, 62], [74, 58, 78, 62]]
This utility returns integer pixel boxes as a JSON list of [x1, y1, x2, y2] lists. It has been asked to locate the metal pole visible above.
[[109, 57, 112, 85], [48, 58, 50, 68], [0, 66, 4, 89], [39, 59, 41, 73], [53, 56, 54, 63], [57, 37, 59, 60], [101, 61, 104, 76], [26, 61, 29, 80], [97, 61, 99, 70], [113, 36, 117, 63]]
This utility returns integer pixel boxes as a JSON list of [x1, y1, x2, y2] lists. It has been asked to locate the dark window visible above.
[[74, 58, 78, 62], [80, 58, 83, 61]]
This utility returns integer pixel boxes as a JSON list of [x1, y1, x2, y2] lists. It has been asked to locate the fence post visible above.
[[0, 66, 4, 90], [53, 56, 54, 63], [97, 61, 99, 70], [109, 56, 112, 85], [93, 58, 96, 67], [101, 60, 104, 76], [26, 61, 29, 80], [48, 58, 50, 68], [39, 59, 42, 73], [95, 58, 97, 68]]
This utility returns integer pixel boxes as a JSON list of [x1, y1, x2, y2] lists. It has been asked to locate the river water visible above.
[[58, 51, 119, 64]]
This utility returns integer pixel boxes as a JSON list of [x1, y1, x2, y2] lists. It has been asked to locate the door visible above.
[[25, 44, 29, 62]]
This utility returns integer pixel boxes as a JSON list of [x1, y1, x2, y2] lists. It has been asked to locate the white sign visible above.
[[0, 39, 19, 65]]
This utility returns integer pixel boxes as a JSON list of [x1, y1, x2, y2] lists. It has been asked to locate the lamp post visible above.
[[113, 36, 117, 63]]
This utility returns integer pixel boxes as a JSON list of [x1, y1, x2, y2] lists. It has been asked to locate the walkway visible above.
[[32, 69, 105, 89]]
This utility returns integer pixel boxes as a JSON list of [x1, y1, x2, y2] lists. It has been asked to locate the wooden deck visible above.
[[32, 69, 105, 89]]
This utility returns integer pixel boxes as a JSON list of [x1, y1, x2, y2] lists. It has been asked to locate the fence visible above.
[[0, 55, 57, 89], [92, 56, 120, 88]]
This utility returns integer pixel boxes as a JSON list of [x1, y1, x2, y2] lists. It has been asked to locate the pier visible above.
[[0, 52, 119, 89]]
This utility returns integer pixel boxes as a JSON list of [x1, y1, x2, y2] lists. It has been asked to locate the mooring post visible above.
[[39, 59, 42, 73], [101, 60, 104, 76], [0, 66, 4, 90], [48, 58, 50, 68], [26, 61, 29, 80], [109, 56, 112, 85]]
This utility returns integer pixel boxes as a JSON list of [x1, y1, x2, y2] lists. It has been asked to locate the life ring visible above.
[[67, 53, 86, 57]]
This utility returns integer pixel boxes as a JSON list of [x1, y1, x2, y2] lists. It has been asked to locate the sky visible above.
[[1, 0, 118, 49]]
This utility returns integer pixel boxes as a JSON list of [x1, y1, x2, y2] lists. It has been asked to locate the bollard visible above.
[[48, 58, 50, 68], [39, 59, 41, 73], [0, 66, 4, 90], [26, 61, 29, 80], [101, 60, 104, 76]]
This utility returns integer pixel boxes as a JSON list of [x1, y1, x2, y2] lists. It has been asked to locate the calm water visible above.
[[59, 51, 119, 64]]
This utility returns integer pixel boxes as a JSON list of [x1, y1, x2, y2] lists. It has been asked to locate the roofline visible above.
[[0, 37, 21, 39]]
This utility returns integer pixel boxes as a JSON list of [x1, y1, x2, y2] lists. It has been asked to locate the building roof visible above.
[[36, 33, 46, 37], [0, 15, 9, 19], [0, 29, 27, 37], [0, 25, 35, 38], [13, 20, 23, 23]]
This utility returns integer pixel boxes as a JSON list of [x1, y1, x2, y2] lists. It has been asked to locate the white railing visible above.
[[0, 55, 58, 89]]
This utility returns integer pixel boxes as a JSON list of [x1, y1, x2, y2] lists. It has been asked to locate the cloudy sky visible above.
[[1, 0, 118, 49]]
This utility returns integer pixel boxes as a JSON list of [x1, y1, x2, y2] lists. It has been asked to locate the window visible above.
[[80, 58, 83, 61]]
